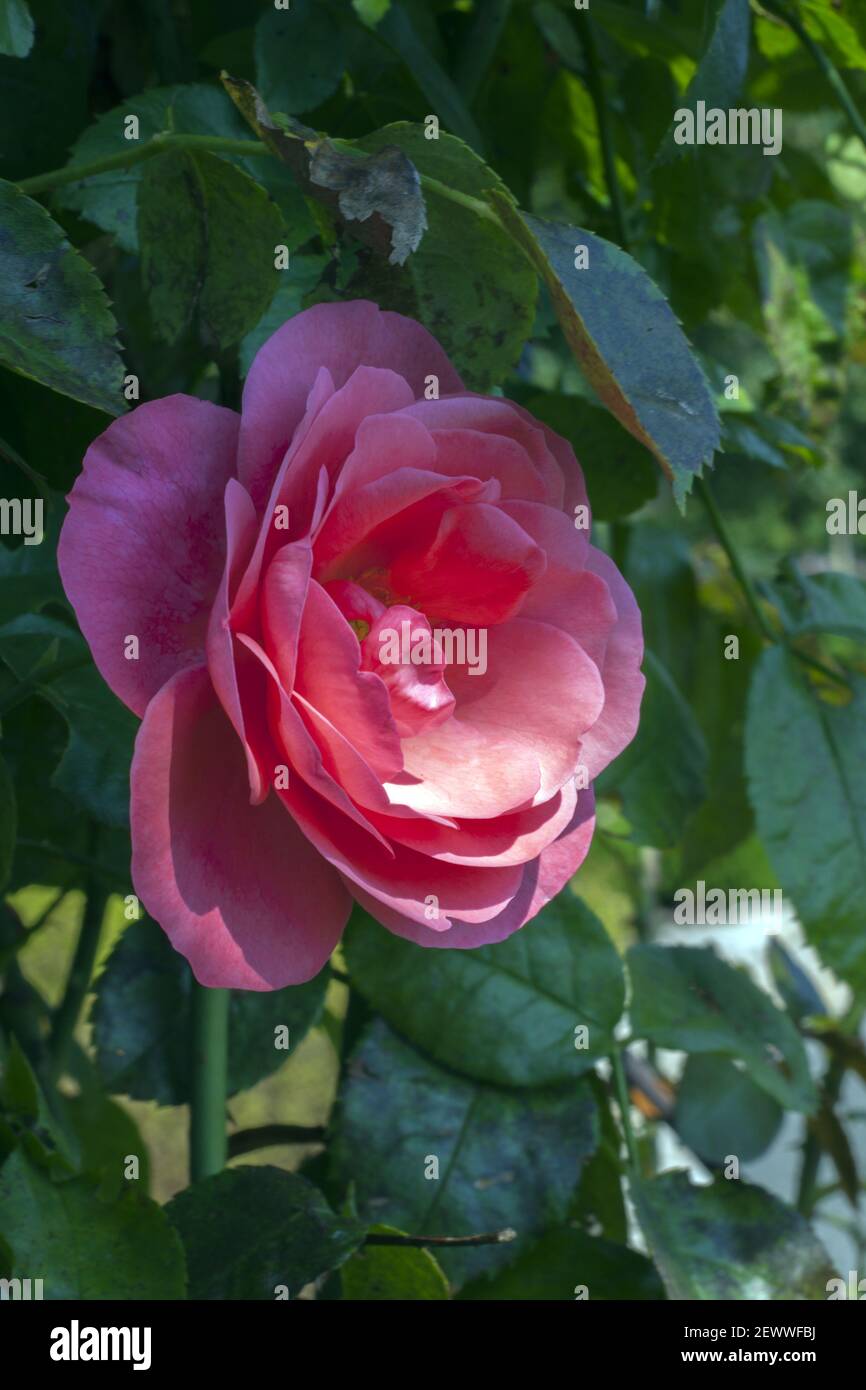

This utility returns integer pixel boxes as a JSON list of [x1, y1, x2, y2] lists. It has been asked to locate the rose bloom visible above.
[[59, 302, 644, 990]]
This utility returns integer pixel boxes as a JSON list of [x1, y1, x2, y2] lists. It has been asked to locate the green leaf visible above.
[[0, 1146, 186, 1298], [0, 0, 33, 58], [774, 569, 866, 641], [0, 506, 63, 625], [375, 4, 485, 153], [138, 148, 284, 350], [343, 893, 624, 1088], [93, 918, 328, 1103], [632, 1170, 834, 1300], [597, 649, 708, 848], [0, 750, 16, 891], [356, 123, 537, 389], [745, 647, 866, 996], [0, 180, 126, 416], [675, 1054, 784, 1163], [459, 1226, 664, 1300], [255, 0, 348, 116], [680, 615, 761, 876], [489, 195, 720, 504], [656, 0, 752, 164], [60, 84, 267, 254], [63, 1089, 150, 1193], [520, 393, 657, 521], [330, 1019, 598, 1285], [628, 944, 817, 1112], [166, 1166, 365, 1299], [0, 614, 136, 827], [340, 1224, 450, 1300], [239, 251, 329, 376], [800, 0, 866, 72], [0, 696, 131, 893], [0, 1034, 77, 1174]]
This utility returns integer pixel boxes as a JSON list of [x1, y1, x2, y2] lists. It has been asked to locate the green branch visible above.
[[18, 134, 269, 198], [611, 1048, 641, 1175], [190, 982, 230, 1182]]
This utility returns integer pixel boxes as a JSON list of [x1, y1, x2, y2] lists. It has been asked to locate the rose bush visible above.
[[58, 300, 644, 990]]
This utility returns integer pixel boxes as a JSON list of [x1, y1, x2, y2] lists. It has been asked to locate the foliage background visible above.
[[1, 0, 866, 1300]]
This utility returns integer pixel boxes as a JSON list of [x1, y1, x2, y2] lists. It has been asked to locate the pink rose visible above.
[[58, 302, 644, 990]]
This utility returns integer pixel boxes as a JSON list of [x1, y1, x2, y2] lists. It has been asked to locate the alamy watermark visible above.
[[673, 100, 782, 157], [673, 880, 783, 932], [0, 497, 43, 545], [377, 618, 487, 676]]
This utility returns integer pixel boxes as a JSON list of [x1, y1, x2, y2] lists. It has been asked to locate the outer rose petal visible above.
[[351, 788, 597, 947], [238, 300, 464, 509], [577, 549, 646, 779], [130, 666, 350, 989], [59, 396, 240, 717]]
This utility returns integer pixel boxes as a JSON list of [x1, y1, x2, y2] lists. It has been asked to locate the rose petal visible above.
[[130, 666, 350, 989], [239, 300, 463, 509], [59, 396, 240, 716]]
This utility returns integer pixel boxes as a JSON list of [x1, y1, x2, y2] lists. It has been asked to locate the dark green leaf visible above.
[[0, 1034, 77, 1174], [459, 1226, 664, 1300], [0, 613, 136, 826], [675, 1054, 784, 1163], [520, 393, 657, 520], [93, 918, 328, 1103], [0, 180, 126, 415], [138, 148, 284, 349], [255, 0, 347, 116], [598, 649, 708, 848], [656, 0, 752, 164], [774, 570, 866, 641], [628, 944, 817, 1112], [166, 1166, 364, 1299], [489, 195, 720, 504], [330, 1019, 598, 1285], [0, 1146, 186, 1298], [343, 893, 624, 1087], [376, 4, 484, 152], [633, 1170, 834, 1300], [745, 647, 866, 996]]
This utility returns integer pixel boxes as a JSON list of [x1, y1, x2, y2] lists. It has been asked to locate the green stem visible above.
[[190, 981, 230, 1182], [761, 0, 866, 148], [797, 1052, 846, 1217], [18, 134, 268, 198], [696, 476, 777, 643], [0, 435, 51, 501], [612, 1048, 640, 1175], [48, 866, 106, 1079], [577, 17, 630, 249]]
